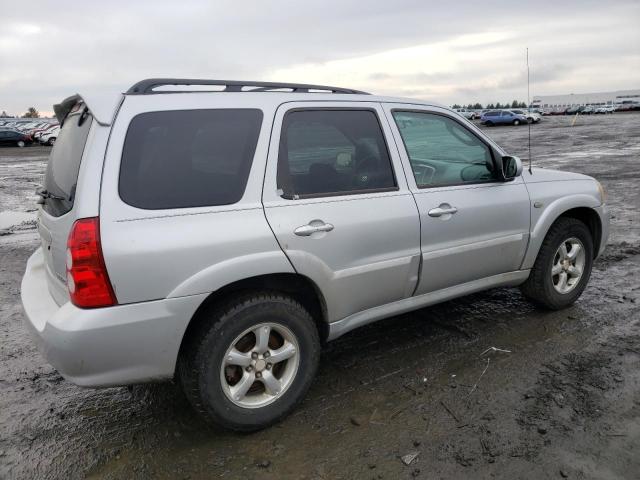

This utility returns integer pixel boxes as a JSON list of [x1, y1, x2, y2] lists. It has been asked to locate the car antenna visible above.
[[527, 47, 532, 174]]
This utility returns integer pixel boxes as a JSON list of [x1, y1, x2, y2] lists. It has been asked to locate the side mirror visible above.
[[500, 155, 522, 180]]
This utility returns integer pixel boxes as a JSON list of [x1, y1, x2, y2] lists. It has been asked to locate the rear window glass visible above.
[[119, 109, 263, 210], [43, 107, 92, 217]]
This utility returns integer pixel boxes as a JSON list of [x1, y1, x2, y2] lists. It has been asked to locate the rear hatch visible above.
[[37, 102, 93, 305]]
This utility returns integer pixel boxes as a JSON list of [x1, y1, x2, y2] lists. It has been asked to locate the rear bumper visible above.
[[20, 248, 206, 387]]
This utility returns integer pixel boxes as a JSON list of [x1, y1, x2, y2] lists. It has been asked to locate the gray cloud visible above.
[[1, 0, 639, 114]]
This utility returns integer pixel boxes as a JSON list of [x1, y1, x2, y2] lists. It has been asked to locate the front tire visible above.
[[521, 217, 594, 309], [17, 140, 25, 147], [178, 292, 321, 432], [513, 119, 521, 126]]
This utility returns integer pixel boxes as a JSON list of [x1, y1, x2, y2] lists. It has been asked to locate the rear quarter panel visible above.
[[99, 94, 294, 304]]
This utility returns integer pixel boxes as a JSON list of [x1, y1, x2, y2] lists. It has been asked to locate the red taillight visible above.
[[66, 217, 117, 308]]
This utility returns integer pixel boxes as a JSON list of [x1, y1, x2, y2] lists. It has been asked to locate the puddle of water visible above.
[[0, 210, 37, 230]]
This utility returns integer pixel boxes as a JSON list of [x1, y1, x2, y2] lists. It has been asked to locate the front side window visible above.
[[277, 109, 396, 198], [392, 111, 495, 188], [119, 109, 263, 209]]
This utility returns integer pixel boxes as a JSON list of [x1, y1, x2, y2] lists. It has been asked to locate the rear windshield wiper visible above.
[[36, 187, 66, 204]]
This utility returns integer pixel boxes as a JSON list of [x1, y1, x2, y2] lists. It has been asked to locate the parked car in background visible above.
[[595, 106, 615, 114], [453, 108, 477, 120], [510, 109, 541, 123], [581, 106, 595, 115], [615, 102, 640, 112], [39, 126, 60, 146], [0, 129, 32, 147], [564, 106, 584, 115], [32, 124, 59, 142], [23, 122, 51, 134], [480, 110, 527, 126]]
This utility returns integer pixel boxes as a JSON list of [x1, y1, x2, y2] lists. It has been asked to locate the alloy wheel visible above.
[[551, 237, 586, 294], [220, 322, 300, 408]]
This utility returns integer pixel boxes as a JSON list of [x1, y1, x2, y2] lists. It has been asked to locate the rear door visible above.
[[262, 102, 421, 323], [37, 103, 94, 304], [384, 104, 530, 295]]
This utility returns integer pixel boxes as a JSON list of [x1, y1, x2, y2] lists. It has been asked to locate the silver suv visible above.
[[21, 79, 609, 431]]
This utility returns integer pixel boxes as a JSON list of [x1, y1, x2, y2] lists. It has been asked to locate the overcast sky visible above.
[[1, 0, 639, 116]]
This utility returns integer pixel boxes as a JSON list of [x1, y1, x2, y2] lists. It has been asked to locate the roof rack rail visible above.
[[126, 78, 369, 95]]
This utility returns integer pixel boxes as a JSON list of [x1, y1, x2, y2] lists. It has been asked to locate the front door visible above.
[[262, 103, 421, 323], [384, 105, 531, 295]]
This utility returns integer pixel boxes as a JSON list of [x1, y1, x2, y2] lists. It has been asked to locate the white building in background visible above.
[[531, 89, 640, 108]]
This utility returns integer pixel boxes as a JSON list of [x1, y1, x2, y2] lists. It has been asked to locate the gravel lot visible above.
[[1, 114, 639, 479]]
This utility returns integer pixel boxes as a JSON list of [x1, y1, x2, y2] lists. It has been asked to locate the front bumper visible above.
[[20, 248, 206, 387]]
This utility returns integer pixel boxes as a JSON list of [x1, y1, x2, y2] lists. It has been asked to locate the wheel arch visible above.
[[523, 203, 602, 270], [176, 273, 328, 375], [557, 207, 602, 256]]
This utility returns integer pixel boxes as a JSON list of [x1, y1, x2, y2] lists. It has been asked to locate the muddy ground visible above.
[[1, 114, 639, 480]]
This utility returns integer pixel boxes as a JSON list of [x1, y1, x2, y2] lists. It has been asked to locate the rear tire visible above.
[[178, 292, 321, 432], [47, 137, 56, 146], [520, 217, 594, 310]]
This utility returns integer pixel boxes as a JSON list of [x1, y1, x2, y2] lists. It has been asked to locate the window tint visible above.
[[277, 110, 396, 197], [43, 106, 93, 217], [392, 111, 495, 188], [119, 109, 263, 209]]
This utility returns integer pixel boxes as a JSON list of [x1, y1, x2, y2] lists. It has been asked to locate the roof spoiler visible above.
[[53, 95, 81, 125]]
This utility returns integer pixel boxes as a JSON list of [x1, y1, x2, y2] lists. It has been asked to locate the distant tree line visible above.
[[0, 107, 41, 118], [22, 107, 40, 118], [451, 100, 528, 109]]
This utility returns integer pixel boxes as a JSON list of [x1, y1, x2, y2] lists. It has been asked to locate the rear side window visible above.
[[43, 107, 92, 217], [277, 109, 396, 198], [119, 109, 263, 209]]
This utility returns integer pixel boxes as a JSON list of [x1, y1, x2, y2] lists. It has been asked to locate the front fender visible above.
[[521, 183, 601, 269]]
